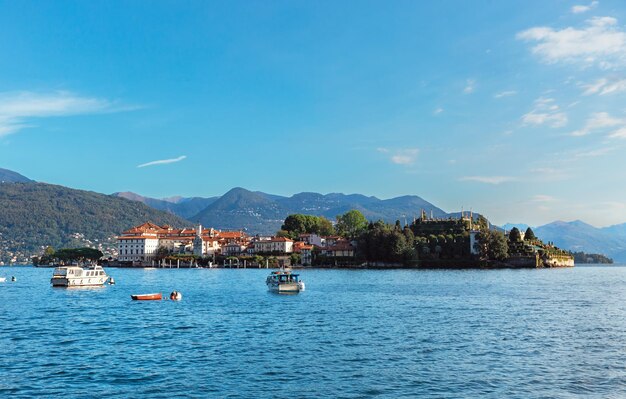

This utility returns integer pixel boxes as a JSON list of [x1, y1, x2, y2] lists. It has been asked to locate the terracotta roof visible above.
[[117, 236, 160, 240], [326, 242, 354, 251], [270, 237, 293, 242]]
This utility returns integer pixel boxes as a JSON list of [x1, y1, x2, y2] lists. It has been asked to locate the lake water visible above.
[[1, 265, 626, 398]]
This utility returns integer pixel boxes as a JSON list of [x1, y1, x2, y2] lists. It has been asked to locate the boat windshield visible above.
[[52, 268, 67, 276]]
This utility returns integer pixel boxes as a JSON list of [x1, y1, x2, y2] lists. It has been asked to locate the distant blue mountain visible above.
[[0, 168, 33, 183], [503, 220, 626, 262], [118, 187, 449, 235]]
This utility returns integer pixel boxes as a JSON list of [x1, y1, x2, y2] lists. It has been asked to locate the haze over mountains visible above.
[[1, 167, 625, 262]]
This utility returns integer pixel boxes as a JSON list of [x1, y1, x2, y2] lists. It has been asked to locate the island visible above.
[[35, 210, 572, 269]]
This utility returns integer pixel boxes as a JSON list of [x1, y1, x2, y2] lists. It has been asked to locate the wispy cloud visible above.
[[0, 91, 133, 137], [463, 79, 476, 94], [494, 90, 517, 98], [522, 97, 568, 128], [137, 155, 187, 168], [433, 107, 444, 115], [517, 16, 626, 68], [377, 147, 419, 165], [529, 167, 571, 182], [571, 112, 624, 136], [459, 176, 516, 185], [581, 77, 626, 95], [609, 126, 626, 139], [571, 1, 599, 14], [574, 147, 615, 157], [531, 194, 558, 203]]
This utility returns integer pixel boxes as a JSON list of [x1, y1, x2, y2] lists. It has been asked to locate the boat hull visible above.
[[50, 276, 108, 287], [131, 293, 163, 301], [267, 282, 302, 293]]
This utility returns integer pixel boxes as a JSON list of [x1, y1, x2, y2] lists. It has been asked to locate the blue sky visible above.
[[2, 0, 626, 227]]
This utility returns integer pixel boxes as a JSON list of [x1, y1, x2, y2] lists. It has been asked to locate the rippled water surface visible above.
[[1, 266, 626, 398]]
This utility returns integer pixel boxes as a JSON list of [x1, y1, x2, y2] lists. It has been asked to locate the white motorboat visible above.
[[50, 265, 109, 287], [266, 269, 305, 293], [0, 277, 6, 283]]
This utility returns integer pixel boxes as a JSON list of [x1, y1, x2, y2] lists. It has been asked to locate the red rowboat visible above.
[[131, 293, 162, 301]]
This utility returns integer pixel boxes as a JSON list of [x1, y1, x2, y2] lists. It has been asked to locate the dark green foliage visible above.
[[281, 214, 335, 238], [524, 227, 537, 241], [475, 230, 509, 261], [0, 182, 189, 262], [357, 220, 416, 264], [336, 210, 368, 239], [35, 247, 103, 265], [508, 227, 522, 242]]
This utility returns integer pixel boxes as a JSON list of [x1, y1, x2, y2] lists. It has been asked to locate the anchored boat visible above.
[[131, 293, 162, 301], [266, 269, 305, 293], [50, 265, 109, 287]]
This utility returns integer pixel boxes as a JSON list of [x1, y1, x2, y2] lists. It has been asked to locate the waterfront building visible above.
[[117, 222, 162, 262], [252, 237, 294, 254], [294, 242, 314, 265], [117, 222, 250, 263], [323, 240, 355, 257], [298, 233, 323, 247]]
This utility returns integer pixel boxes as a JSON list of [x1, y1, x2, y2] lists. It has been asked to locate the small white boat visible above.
[[0, 277, 6, 283], [266, 269, 305, 293], [50, 265, 109, 287]]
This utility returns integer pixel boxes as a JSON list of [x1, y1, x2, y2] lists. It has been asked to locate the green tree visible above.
[[44, 246, 55, 257], [276, 229, 291, 238], [508, 227, 522, 242], [290, 253, 301, 266], [336, 210, 368, 239], [281, 214, 335, 238], [524, 227, 537, 241], [316, 217, 335, 236], [475, 230, 509, 261]]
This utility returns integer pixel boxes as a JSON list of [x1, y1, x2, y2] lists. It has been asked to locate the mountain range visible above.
[[503, 221, 626, 262], [0, 181, 189, 263], [113, 187, 448, 235], [112, 188, 626, 261], [1, 167, 625, 262]]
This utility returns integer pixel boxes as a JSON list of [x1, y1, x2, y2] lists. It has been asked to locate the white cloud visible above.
[[494, 90, 517, 98], [137, 156, 187, 168], [391, 149, 419, 165], [433, 107, 444, 115], [459, 176, 516, 184], [571, 1, 599, 14], [582, 77, 626, 95], [609, 126, 626, 138], [522, 97, 568, 128], [378, 148, 419, 165], [463, 79, 476, 94], [517, 16, 626, 68], [571, 112, 623, 136], [0, 91, 129, 137]]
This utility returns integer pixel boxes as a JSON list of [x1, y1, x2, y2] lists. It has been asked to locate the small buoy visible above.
[[170, 291, 182, 301], [11, 276, 16, 282]]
